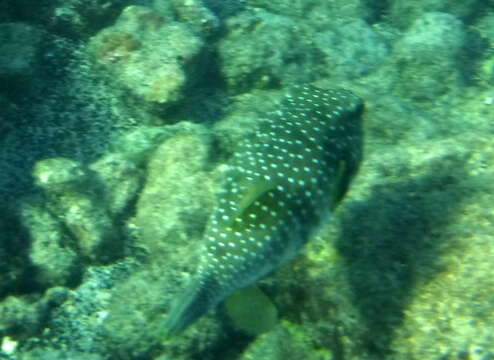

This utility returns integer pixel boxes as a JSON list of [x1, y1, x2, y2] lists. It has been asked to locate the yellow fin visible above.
[[224, 285, 278, 336], [236, 181, 275, 215]]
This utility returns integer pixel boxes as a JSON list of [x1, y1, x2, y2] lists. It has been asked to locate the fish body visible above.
[[164, 84, 364, 335]]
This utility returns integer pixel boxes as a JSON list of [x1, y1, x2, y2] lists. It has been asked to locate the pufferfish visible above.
[[163, 84, 364, 335]]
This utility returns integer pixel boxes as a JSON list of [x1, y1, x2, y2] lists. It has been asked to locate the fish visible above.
[[163, 84, 364, 336]]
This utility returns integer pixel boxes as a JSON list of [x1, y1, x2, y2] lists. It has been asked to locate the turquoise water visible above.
[[0, 1, 493, 359]]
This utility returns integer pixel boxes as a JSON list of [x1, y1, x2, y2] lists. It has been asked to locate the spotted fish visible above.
[[163, 84, 364, 335]]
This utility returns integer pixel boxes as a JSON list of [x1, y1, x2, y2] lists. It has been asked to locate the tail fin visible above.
[[162, 276, 220, 337]]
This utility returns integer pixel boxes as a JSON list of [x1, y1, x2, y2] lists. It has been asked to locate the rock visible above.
[[393, 12, 467, 100], [88, 5, 204, 110], [313, 19, 389, 79], [32, 158, 118, 262]]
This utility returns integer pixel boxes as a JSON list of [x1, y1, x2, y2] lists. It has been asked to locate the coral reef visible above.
[[1, 0, 494, 359]]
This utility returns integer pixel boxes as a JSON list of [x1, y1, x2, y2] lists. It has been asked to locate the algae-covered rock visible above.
[[218, 9, 310, 93], [32, 262, 136, 357], [246, 0, 310, 17], [44, 0, 127, 39], [393, 12, 467, 101], [239, 321, 334, 360], [388, 0, 488, 29], [0, 287, 68, 340], [0, 296, 44, 339], [33, 158, 87, 194], [17, 348, 105, 360], [389, 237, 494, 359], [90, 123, 207, 218], [101, 122, 220, 358], [89, 153, 143, 216], [292, 104, 494, 359], [20, 202, 80, 287], [130, 122, 214, 259], [313, 19, 389, 79], [32, 158, 118, 262], [384, 140, 494, 359], [88, 5, 204, 110], [217, 4, 387, 93], [168, 0, 220, 36], [97, 265, 172, 359], [247, 0, 371, 21]]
